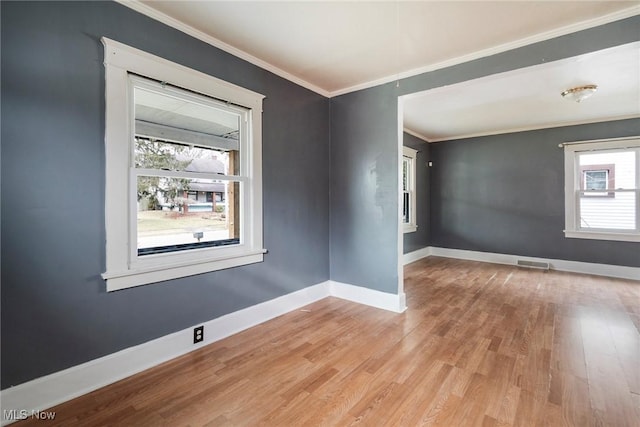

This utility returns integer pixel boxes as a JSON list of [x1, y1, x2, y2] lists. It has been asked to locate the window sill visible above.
[[403, 225, 418, 234], [564, 230, 640, 243], [102, 249, 266, 292]]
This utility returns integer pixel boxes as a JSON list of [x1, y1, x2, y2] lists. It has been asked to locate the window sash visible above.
[[128, 74, 250, 266]]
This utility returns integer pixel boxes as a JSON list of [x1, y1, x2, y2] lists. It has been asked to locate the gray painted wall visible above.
[[431, 120, 640, 267], [330, 15, 640, 292], [1, 1, 330, 388], [330, 86, 400, 293], [403, 133, 430, 254]]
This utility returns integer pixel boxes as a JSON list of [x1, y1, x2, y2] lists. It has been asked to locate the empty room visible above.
[[1, 1, 639, 426]]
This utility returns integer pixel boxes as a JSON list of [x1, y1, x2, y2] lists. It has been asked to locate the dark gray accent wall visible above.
[[330, 15, 640, 292], [431, 120, 640, 267], [1, 1, 330, 388], [403, 133, 430, 254]]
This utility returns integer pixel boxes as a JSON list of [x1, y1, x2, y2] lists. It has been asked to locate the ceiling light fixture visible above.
[[561, 84, 598, 103]]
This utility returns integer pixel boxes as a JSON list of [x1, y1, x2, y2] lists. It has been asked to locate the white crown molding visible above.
[[402, 128, 432, 144], [114, 0, 331, 98], [425, 114, 640, 143], [0, 279, 405, 425], [329, 5, 640, 97], [403, 128, 432, 143], [116, 1, 638, 99]]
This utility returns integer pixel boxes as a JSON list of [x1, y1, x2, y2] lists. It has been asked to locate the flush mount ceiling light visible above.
[[561, 84, 598, 103]]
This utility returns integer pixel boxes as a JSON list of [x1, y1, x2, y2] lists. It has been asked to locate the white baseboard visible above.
[[429, 247, 640, 281], [0, 283, 329, 425], [329, 280, 407, 313], [403, 247, 432, 265], [1, 279, 406, 424]]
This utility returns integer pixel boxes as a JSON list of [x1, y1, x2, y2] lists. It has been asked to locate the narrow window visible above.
[[403, 146, 418, 233]]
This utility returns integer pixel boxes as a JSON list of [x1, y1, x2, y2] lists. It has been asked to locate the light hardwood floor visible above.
[[16, 257, 640, 426]]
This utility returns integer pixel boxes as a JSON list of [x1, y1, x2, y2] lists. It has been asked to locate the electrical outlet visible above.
[[193, 326, 204, 344]]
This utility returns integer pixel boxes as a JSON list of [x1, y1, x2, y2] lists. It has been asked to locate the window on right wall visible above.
[[564, 137, 640, 242], [402, 146, 418, 233]]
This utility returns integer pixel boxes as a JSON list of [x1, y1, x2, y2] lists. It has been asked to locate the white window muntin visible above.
[[102, 37, 265, 291], [403, 146, 418, 233], [564, 137, 640, 242]]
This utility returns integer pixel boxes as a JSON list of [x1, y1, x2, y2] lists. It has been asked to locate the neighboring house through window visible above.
[[101, 38, 266, 291], [580, 163, 615, 197], [564, 137, 640, 242], [403, 146, 418, 233]]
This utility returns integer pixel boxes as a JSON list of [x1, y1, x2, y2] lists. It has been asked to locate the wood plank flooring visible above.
[[15, 257, 640, 426]]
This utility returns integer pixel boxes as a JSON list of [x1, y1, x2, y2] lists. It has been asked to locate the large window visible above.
[[402, 146, 418, 233], [102, 38, 265, 291], [564, 137, 640, 242]]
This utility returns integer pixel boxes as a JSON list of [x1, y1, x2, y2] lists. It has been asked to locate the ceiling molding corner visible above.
[[115, 0, 638, 99], [114, 0, 331, 98], [403, 128, 432, 143]]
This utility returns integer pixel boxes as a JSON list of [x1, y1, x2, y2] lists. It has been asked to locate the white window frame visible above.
[[403, 146, 418, 233], [563, 136, 640, 243], [101, 38, 265, 291]]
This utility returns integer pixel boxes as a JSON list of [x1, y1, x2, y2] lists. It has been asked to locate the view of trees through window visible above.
[[135, 137, 240, 254], [132, 77, 243, 255]]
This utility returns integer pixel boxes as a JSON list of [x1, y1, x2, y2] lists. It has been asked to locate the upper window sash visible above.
[[129, 74, 248, 170], [128, 75, 249, 186]]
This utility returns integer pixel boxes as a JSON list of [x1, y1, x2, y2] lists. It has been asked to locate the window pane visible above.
[[137, 177, 241, 255], [403, 191, 410, 223], [579, 190, 636, 230], [134, 84, 240, 174], [402, 158, 409, 191]]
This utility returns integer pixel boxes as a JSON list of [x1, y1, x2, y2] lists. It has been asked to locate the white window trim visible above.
[[563, 136, 640, 243], [403, 146, 418, 233], [101, 37, 266, 291]]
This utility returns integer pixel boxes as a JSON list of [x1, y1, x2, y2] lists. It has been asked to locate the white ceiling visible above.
[[403, 41, 640, 141], [124, 1, 640, 141]]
